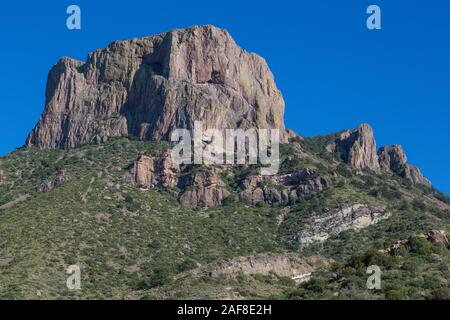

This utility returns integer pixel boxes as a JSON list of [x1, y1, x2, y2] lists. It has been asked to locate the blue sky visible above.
[[0, 1, 449, 194]]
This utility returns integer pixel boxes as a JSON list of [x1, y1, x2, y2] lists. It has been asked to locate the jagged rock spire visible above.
[[335, 123, 380, 172]]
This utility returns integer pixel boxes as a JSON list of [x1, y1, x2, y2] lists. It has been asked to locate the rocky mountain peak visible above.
[[378, 144, 407, 173], [378, 145, 431, 187], [331, 124, 431, 187], [335, 123, 380, 172], [26, 25, 286, 149]]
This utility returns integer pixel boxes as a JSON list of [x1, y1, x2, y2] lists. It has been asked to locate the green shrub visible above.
[[386, 289, 405, 300], [408, 237, 432, 255], [432, 288, 450, 300], [137, 268, 172, 290]]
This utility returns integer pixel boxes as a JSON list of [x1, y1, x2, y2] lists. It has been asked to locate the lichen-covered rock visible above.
[[26, 25, 287, 149], [335, 124, 380, 172], [295, 204, 390, 249], [153, 150, 179, 188], [296, 176, 329, 197], [329, 125, 432, 187]]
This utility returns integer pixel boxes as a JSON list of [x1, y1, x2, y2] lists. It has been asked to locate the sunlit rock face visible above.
[[26, 25, 287, 149]]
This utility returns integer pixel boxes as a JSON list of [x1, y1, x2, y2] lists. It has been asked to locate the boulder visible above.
[[426, 230, 449, 245]]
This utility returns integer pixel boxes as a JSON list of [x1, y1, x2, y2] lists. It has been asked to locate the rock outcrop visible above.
[[239, 168, 329, 206], [378, 145, 431, 187], [35, 170, 67, 192], [131, 151, 179, 189], [426, 230, 448, 245], [26, 25, 287, 149], [201, 254, 330, 283], [0, 170, 5, 186], [295, 204, 390, 249], [178, 170, 230, 209], [329, 124, 431, 187], [402, 165, 431, 187], [378, 145, 407, 173], [134, 155, 153, 189], [379, 230, 449, 255], [129, 155, 230, 209], [335, 124, 380, 172]]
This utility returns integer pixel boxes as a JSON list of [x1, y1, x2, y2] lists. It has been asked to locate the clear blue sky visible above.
[[0, 1, 449, 194]]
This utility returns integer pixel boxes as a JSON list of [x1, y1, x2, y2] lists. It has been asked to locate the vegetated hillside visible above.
[[1, 25, 449, 300], [0, 136, 448, 300]]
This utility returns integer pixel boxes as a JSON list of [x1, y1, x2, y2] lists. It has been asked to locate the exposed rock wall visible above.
[[335, 124, 380, 172], [131, 151, 179, 189], [134, 155, 154, 189], [0, 170, 5, 186], [296, 204, 390, 249], [35, 170, 67, 192], [239, 168, 329, 206], [27, 25, 287, 149], [378, 145, 431, 187], [331, 124, 431, 187], [178, 170, 230, 209], [203, 254, 330, 281]]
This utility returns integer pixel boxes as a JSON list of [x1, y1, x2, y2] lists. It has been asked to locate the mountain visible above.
[[26, 25, 288, 149], [0, 25, 449, 300]]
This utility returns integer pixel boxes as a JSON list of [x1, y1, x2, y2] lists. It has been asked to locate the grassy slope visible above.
[[0, 137, 448, 299], [0, 139, 285, 299]]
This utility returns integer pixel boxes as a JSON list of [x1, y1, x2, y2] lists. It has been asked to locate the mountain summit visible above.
[[26, 25, 287, 149]]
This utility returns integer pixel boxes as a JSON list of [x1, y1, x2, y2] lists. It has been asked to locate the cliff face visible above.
[[335, 124, 380, 172], [296, 204, 390, 249], [25, 25, 431, 191], [26, 25, 286, 149], [330, 124, 430, 187], [378, 145, 431, 187]]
